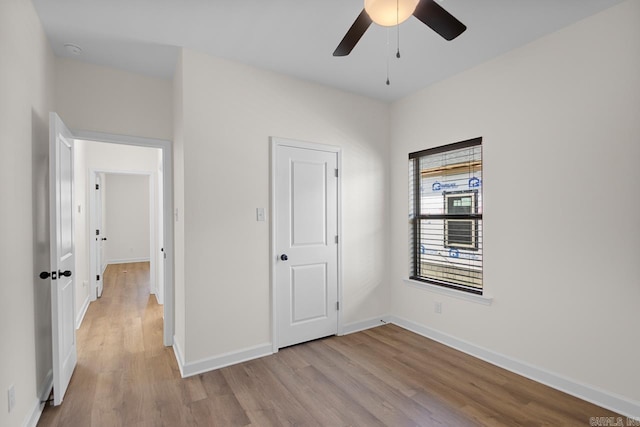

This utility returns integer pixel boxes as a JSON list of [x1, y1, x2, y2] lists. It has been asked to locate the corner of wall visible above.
[[172, 48, 186, 354]]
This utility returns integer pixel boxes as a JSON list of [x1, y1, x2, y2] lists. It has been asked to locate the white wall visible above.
[[389, 0, 640, 408], [174, 50, 390, 364], [55, 58, 173, 140], [104, 174, 150, 263], [0, 0, 55, 426], [172, 51, 186, 357], [72, 139, 90, 325]]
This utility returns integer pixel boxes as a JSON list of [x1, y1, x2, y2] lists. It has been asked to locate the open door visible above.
[[49, 112, 77, 405], [156, 157, 165, 305], [92, 173, 104, 298]]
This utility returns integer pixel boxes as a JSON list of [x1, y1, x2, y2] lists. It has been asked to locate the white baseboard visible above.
[[172, 315, 394, 378], [76, 295, 90, 329], [341, 315, 391, 335], [23, 398, 44, 427], [107, 258, 150, 265], [172, 337, 186, 378], [174, 341, 273, 378], [389, 315, 640, 419], [24, 369, 52, 427]]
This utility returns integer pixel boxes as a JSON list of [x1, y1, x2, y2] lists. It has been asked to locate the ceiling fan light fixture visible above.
[[364, 0, 419, 27]]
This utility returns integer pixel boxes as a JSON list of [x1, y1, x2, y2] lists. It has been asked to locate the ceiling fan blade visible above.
[[333, 9, 373, 57], [413, 0, 466, 41]]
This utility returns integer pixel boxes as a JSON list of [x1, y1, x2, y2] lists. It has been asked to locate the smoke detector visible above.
[[64, 43, 82, 55]]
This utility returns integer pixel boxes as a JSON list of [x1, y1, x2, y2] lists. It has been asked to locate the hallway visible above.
[[38, 262, 176, 426]]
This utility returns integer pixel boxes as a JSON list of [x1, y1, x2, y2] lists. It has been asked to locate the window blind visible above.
[[409, 137, 483, 294]]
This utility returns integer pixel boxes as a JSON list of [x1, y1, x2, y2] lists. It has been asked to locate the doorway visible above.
[[74, 130, 174, 346], [271, 137, 342, 350], [90, 171, 157, 300]]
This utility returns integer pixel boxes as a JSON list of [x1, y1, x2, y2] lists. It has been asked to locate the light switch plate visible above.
[[8, 384, 15, 413]]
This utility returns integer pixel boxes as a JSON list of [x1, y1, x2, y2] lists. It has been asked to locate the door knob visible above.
[[101, 237, 107, 241], [280, 254, 288, 261], [40, 271, 66, 280]]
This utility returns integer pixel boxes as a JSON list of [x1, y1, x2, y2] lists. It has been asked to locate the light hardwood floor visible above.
[[38, 262, 619, 426]]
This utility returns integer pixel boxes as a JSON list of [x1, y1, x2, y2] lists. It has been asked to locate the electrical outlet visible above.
[[256, 208, 266, 222], [8, 384, 15, 413], [434, 301, 442, 314]]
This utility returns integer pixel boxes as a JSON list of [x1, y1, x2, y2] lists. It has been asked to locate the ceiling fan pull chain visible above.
[[396, 0, 401, 58], [386, 28, 391, 85]]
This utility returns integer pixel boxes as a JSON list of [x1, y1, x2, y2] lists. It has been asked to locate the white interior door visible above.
[[275, 141, 339, 349], [157, 164, 165, 305], [49, 112, 77, 405], [100, 176, 107, 272], [94, 173, 104, 297]]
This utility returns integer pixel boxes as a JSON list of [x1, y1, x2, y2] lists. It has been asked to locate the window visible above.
[[409, 138, 483, 294], [444, 191, 478, 250]]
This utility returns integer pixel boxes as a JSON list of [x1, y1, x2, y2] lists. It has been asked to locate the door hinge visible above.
[[335, 168, 338, 178], [96, 229, 100, 236], [96, 274, 100, 281], [336, 301, 340, 311], [95, 184, 99, 190], [335, 235, 339, 244]]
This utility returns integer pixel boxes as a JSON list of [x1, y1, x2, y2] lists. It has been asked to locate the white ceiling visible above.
[[32, 0, 625, 102]]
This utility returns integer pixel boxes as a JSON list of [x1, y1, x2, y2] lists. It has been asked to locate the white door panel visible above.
[[275, 142, 339, 349], [50, 112, 77, 406], [291, 263, 328, 323], [61, 276, 74, 353], [291, 160, 328, 246]]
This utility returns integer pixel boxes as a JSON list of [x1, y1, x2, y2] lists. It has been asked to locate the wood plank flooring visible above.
[[38, 262, 619, 426]]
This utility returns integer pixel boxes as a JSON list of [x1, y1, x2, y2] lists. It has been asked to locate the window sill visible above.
[[402, 278, 493, 306]]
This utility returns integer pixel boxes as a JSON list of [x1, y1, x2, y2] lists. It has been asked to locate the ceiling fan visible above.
[[333, 0, 466, 57]]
